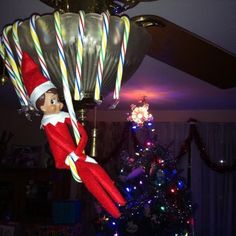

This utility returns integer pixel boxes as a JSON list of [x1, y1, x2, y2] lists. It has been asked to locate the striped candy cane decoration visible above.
[[2, 27, 29, 106], [30, 15, 51, 80], [113, 16, 130, 100], [94, 12, 110, 101], [0, 38, 27, 106], [74, 10, 85, 101], [3, 27, 22, 88], [12, 21, 23, 67], [66, 156, 82, 182], [54, 11, 80, 144], [5, 58, 26, 106]]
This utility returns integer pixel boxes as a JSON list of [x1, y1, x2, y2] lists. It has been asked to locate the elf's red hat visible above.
[[22, 52, 56, 109]]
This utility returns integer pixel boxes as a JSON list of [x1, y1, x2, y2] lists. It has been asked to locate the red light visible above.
[[170, 188, 175, 193]]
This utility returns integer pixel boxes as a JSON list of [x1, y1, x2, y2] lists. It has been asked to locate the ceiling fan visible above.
[[0, 0, 235, 107], [38, 0, 236, 89]]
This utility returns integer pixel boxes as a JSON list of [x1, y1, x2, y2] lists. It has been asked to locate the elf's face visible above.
[[40, 92, 63, 115]]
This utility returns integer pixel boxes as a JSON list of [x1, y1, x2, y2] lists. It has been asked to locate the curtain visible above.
[[191, 123, 236, 236], [145, 122, 236, 235]]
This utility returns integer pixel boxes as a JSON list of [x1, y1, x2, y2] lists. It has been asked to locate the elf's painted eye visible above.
[[50, 98, 57, 105]]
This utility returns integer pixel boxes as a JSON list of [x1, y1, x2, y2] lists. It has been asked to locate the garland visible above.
[[176, 119, 236, 173], [98, 119, 235, 173]]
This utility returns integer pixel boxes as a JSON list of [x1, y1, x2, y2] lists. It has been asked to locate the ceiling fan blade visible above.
[[132, 15, 236, 89]]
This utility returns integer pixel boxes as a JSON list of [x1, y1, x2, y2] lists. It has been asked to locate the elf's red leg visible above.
[[87, 163, 126, 206], [76, 163, 121, 218]]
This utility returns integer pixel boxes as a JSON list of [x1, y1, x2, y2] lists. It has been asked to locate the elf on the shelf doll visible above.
[[21, 52, 126, 218]]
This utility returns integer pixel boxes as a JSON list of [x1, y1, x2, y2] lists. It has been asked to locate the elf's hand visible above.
[[85, 155, 97, 164], [66, 151, 97, 165], [65, 152, 98, 182]]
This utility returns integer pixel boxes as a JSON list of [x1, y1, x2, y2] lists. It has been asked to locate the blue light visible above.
[[172, 169, 177, 175], [132, 125, 137, 129], [178, 180, 184, 189], [112, 221, 116, 225], [147, 122, 152, 126], [126, 187, 131, 192]]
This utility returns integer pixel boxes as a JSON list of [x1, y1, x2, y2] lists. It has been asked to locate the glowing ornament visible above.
[[0, 75, 8, 86], [127, 97, 153, 127], [0, 65, 8, 86]]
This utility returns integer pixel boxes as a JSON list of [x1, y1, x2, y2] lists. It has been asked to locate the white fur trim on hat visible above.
[[30, 81, 56, 109]]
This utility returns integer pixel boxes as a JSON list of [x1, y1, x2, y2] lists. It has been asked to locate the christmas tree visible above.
[[94, 100, 193, 236]]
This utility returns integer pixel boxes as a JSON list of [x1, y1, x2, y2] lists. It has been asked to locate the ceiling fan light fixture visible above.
[[0, 7, 151, 111]]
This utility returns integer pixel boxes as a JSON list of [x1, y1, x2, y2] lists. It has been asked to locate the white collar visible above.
[[41, 111, 70, 128]]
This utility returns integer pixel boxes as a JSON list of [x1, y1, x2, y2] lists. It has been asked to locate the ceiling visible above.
[[0, 0, 236, 112]]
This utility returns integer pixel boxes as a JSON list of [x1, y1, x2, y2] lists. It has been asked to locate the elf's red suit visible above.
[[21, 52, 126, 219], [41, 111, 126, 218]]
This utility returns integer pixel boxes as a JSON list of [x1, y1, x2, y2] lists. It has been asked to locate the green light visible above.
[[160, 206, 165, 211]]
